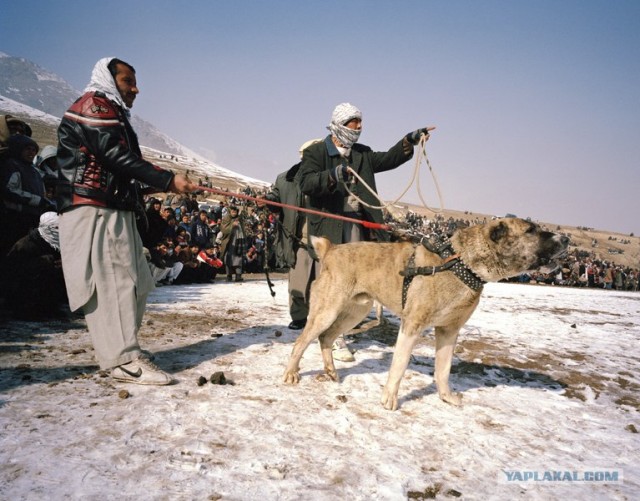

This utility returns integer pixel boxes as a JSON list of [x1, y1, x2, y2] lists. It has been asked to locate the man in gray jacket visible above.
[[264, 139, 321, 330], [297, 102, 434, 359]]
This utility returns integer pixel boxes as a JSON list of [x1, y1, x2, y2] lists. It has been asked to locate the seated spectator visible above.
[[163, 214, 178, 242], [190, 209, 212, 249], [0, 115, 33, 156], [34, 145, 59, 180], [1, 134, 54, 256], [147, 242, 184, 286], [212, 200, 225, 222], [246, 229, 266, 272], [178, 212, 192, 233], [162, 206, 175, 220], [170, 243, 217, 284], [1, 212, 68, 318], [197, 244, 224, 281], [172, 243, 201, 284], [175, 226, 191, 246], [175, 204, 188, 220], [140, 197, 168, 249], [186, 193, 200, 213]]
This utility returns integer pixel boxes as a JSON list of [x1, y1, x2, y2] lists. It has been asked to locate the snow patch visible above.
[[0, 281, 637, 499]]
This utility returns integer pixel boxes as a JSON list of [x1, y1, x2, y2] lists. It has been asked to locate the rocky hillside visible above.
[[0, 95, 268, 193]]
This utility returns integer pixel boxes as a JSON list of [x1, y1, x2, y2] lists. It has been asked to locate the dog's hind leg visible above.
[[374, 301, 388, 326], [434, 325, 462, 406], [283, 309, 344, 384], [381, 320, 423, 411], [317, 301, 371, 381]]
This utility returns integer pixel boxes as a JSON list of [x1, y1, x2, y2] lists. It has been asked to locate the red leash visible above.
[[196, 185, 392, 232]]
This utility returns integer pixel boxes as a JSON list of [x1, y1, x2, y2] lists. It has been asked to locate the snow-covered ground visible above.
[[1, 280, 638, 500]]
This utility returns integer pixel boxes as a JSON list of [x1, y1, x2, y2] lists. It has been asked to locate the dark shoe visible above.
[[235, 276, 244, 282], [226, 275, 233, 282], [288, 319, 307, 330]]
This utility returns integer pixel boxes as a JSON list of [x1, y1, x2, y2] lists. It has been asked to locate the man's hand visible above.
[[405, 126, 436, 145], [169, 173, 198, 194], [329, 164, 351, 184]]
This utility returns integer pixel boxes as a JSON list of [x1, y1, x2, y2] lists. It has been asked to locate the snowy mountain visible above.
[[0, 52, 269, 190], [0, 51, 77, 118]]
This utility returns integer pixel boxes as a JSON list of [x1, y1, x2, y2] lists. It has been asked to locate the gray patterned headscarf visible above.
[[327, 103, 362, 150], [84, 57, 130, 115]]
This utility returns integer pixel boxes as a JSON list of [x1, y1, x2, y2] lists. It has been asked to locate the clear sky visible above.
[[2, 0, 639, 234]]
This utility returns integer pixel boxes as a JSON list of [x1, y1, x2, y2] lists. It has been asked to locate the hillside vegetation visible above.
[[9, 109, 640, 269]]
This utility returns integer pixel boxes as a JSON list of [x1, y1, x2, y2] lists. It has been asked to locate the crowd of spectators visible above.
[[137, 187, 273, 286], [1, 114, 638, 320], [399, 211, 640, 292]]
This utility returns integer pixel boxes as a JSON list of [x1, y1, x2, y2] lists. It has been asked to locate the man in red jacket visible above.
[[56, 57, 197, 385]]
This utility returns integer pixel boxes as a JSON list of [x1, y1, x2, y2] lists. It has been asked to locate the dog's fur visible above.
[[283, 218, 569, 410]]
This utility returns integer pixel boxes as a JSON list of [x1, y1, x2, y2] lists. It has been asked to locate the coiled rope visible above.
[[343, 133, 445, 213]]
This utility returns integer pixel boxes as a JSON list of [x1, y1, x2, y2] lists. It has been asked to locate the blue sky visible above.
[[2, 0, 639, 234]]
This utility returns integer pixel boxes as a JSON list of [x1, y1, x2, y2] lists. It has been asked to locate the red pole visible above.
[[196, 185, 392, 232]]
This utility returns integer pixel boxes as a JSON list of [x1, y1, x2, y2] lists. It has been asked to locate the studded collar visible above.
[[400, 234, 485, 308]]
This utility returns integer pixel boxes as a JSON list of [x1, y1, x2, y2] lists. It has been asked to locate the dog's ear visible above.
[[490, 221, 508, 243]]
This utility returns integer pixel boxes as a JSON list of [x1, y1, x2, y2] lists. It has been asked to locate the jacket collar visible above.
[[324, 135, 340, 157]]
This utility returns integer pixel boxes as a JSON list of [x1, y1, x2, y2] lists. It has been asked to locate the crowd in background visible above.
[[0, 113, 638, 320], [402, 212, 640, 291]]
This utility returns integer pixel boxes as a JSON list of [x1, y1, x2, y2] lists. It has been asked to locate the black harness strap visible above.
[[399, 235, 486, 309]]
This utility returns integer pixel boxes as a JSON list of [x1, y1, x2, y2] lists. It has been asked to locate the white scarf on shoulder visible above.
[[84, 57, 130, 115]]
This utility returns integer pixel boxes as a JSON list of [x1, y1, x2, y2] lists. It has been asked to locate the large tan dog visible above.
[[283, 218, 569, 410]]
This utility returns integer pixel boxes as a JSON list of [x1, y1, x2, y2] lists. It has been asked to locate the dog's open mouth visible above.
[[535, 238, 570, 274]]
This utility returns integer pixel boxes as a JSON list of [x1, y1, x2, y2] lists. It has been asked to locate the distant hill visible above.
[[1, 52, 637, 269]]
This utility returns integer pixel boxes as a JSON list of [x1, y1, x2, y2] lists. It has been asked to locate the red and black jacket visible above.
[[55, 91, 174, 213]]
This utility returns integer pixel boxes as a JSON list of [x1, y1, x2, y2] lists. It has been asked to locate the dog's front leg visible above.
[[434, 326, 462, 406], [381, 321, 421, 411]]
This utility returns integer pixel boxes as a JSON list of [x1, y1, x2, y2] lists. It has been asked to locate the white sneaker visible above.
[[332, 337, 355, 362], [111, 358, 173, 385]]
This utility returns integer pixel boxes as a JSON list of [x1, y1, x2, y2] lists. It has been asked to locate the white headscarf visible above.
[[38, 211, 60, 251], [84, 57, 129, 114], [327, 103, 362, 152]]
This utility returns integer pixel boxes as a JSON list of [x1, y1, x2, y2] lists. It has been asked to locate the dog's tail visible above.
[[310, 235, 332, 261]]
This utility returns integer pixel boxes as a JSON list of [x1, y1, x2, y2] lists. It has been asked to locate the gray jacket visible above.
[[266, 163, 305, 268]]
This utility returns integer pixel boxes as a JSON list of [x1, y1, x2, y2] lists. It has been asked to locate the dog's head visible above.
[[456, 218, 569, 281]]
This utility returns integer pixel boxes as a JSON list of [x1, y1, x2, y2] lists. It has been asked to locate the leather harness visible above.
[[399, 234, 485, 309]]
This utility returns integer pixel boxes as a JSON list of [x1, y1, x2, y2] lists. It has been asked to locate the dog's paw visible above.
[[439, 391, 463, 406], [380, 389, 398, 411], [315, 370, 339, 383], [282, 371, 300, 384]]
